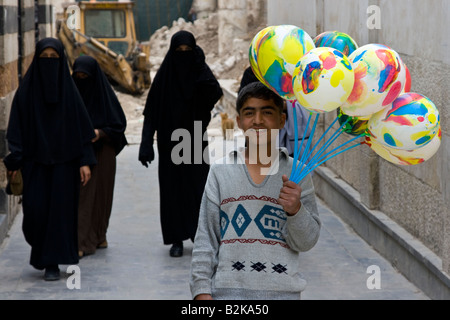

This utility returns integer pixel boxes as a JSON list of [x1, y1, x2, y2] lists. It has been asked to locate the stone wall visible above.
[[267, 0, 450, 272], [191, 0, 216, 19], [217, 0, 266, 55]]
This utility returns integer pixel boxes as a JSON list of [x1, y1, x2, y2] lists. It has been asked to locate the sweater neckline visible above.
[[236, 150, 281, 188]]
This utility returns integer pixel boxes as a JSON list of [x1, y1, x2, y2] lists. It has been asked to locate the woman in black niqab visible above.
[[3, 38, 97, 280], [72, 55, 127, 257], [139, 31, 223, 257]]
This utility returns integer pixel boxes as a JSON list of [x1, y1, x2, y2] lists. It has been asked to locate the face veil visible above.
[[38, 57, 60, 104], [5, 38, 95, 165]]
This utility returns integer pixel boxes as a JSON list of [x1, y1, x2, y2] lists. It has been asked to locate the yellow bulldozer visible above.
[[58, 1, 151, 95]]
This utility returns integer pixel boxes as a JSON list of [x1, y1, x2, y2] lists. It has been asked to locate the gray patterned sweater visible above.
[[190, 148, 321, 300]]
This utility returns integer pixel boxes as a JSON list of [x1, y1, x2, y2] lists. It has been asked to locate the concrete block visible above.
[[22, 29, 36, 58], [218, 0, 246, 10], [193, 0, 217, 12], [323, 0, 366, 42], [0, 130, 5, 158], [379, 162, 444, 256], [0, 5, 18, 36], [267, 0, 317, 36], [0, 33, 18, 65], [378, 0, 448, 63], [0, 90, 15, 130], [0, 0, 18, 6]]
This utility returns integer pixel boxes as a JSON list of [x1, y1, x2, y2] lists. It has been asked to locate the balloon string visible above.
[[293, 114, 342, 179], [291, 113, 318, 180], [290, 101, 299, 181], [291, 114, 345, 182], [290, 108, 312, 181], [294, 115, 350, 180], [308, 132, 364, 174], [294, 141, 364, 184]]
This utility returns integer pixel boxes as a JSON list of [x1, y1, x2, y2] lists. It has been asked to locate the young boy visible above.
[[190, 82, 321, 300]]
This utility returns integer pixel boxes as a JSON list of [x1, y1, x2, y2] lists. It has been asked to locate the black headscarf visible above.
[[239, 66, 260, 93], [5, 38, 95, 166], [143, 30, 223, 139], [72, 55, 128, 155]]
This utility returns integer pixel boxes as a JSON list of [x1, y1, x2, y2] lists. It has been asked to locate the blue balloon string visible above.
[[287, 111, 364, 185], [290, 109, 312, 181], [310, 132, 363, 171], [291, 113, 319, 180], [298, 113, 319, 169], [294, 116, 350, 180], [295, 140, 363, 183], [290, 103, 299, 181], [293, 114, 341, 179]]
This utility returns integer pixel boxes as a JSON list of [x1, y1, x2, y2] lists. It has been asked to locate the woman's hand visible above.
[[92, 129, 101, 143], [80, 166, 91, 187], [7, 170, 18, 181]]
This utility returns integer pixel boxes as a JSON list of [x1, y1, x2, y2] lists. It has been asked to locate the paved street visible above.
[[0, 143, 428, 300]]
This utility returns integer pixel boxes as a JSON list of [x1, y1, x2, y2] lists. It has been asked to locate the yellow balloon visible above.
[[249, 25, 315, 100]]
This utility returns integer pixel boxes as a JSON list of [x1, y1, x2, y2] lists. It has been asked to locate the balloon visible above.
[[340, 44, 407, 117], [249, 25, 315, 100], [249, 26, 274, 84], [367, 92, 440, 150], [401, 62, 412, 94], [314, 30, 358, 56], [292, 47, 355, 113], [337, 108, 369, 136], [365, 127, 441, 165]]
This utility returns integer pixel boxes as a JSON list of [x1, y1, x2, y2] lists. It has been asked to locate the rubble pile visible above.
[[148, 14, 251, 86]]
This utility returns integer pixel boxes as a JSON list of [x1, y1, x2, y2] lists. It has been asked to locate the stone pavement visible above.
[[0, 143, 429, 300]]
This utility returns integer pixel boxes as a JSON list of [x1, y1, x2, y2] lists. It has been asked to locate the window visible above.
[[84, 9, 126, 38]]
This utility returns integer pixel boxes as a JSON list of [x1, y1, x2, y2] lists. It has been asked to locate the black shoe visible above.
[[44, 265, 60, 281], [169, 242, 183, 257]]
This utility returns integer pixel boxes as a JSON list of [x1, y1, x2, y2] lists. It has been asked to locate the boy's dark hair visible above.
[[236, 82, 284, 115]]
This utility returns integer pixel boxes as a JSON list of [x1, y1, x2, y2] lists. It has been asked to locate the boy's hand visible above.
[[195, 294, 213, 300], [278, 175, 302, 216]]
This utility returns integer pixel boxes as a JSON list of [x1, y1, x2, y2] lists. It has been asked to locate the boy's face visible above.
[[237, 97, 286, 146]]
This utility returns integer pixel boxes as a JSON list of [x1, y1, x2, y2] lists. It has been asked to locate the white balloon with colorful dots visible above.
[[292, 47, 355, 113], [341, 44, 407, 118], [367, 92, 440, 150]]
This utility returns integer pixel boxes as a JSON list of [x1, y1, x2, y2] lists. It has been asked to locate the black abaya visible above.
[[72, 55, 127, 255], [3, 38, 96, 270], [139, 31, 223, 245]]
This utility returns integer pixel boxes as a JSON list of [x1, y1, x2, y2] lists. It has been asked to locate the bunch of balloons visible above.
[[249, 26, 441, 182]]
